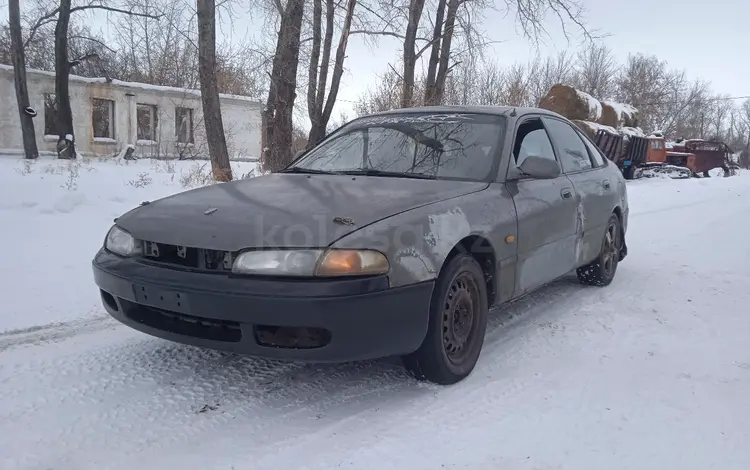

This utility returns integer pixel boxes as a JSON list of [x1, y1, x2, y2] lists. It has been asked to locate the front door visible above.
[[505, 117, 579, 296]]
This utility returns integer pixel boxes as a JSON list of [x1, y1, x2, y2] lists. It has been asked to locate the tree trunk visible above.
[[9, 0, 39, 159], [263, 0, 305, 172], [54, 0, 76, 159], [306, 0, 322, 140], [402, 0, 425, 108], [318, 0, 356, 129], [433, 0, 459, 105], [197, 0, 233, 182], [306, 0, 334, 148], [423, 0, 446, 106]]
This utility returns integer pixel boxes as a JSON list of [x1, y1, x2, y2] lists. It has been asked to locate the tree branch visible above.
[[69, 52, 99, 67], [68, 35, 117, 53], [350, 30, 404, 39], [23, 8, 60, 49], [69, 5, 162, 20]]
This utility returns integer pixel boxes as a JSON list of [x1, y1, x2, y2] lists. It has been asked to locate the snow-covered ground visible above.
[[1, 157, 749, 470]]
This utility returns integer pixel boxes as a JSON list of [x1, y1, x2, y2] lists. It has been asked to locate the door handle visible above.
[[602, 179, 611, 190], [560, 188, 573, 200]]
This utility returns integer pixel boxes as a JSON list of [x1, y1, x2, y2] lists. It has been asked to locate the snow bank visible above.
[[0, 157, 257, 332]]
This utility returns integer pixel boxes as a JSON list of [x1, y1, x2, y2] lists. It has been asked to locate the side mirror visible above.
[[518, 155, 561, 179]]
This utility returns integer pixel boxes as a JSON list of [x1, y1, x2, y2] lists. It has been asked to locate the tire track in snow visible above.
[[0, 314, 118, 351]]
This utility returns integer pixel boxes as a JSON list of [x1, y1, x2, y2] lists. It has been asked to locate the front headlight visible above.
[[105, 225, 141, 257], [232, 249, 389, 277]]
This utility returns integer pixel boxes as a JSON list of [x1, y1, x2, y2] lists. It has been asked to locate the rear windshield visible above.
[[292, 113, 506, 181]]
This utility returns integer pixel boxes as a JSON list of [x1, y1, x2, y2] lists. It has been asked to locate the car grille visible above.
[[140, 240, 234, 271]]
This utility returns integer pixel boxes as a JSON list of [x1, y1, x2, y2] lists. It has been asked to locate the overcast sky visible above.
[[326, 0, 750, 118]]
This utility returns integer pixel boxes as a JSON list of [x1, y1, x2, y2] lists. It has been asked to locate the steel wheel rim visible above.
[[601, 222, 619, 278], [442, 272, 480, 364]]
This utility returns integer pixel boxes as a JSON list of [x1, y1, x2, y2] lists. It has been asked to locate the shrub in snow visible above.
[[128, 172, 153, 188]]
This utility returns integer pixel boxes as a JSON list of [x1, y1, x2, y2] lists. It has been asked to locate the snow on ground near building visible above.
[[0, 156, 258, 332], [1, 158, 749, 470]]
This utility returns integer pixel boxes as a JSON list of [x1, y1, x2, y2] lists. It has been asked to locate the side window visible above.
[[514, 119, 556, 168], [543, 118, 593, 173], [578, 131, 606, 168]]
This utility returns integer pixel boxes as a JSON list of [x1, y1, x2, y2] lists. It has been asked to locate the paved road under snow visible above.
[[2, 173, 750, 470]]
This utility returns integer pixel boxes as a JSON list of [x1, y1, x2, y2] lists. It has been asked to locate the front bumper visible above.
[[92, 250, 433, 362]]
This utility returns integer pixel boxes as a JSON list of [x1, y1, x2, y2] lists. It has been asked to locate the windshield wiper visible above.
[[341, 169, 437, 179], [279, 167, 341, 175]]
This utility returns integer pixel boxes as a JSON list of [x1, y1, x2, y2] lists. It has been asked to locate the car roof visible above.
[[362, 105, 566, 120]]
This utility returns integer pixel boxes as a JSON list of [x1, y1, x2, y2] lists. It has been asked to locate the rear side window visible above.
[[542, 118, 593, 173], [578, 131, 606, 168]]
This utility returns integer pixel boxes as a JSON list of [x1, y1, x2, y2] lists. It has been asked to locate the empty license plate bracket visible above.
[[133, 284, 190, 314]]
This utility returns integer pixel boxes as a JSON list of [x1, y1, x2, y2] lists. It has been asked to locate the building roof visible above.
[[0, 64, 262, 107]]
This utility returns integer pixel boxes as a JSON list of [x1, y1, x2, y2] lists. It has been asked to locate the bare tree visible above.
[[401, 0, 591, 108], [707, 95, 733, 140], [263, 0, 305, 172], [401, 0, 426, 107], [306, 0, 357, 148], [8, 0, 39, 159], [53, 0, 76, 158], [197, 0, 232, 181], [573, 42, 617, 100], [24, 1, 162, 158], [527, 51, 577, 105]]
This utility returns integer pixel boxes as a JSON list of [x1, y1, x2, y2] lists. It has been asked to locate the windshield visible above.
[[291, 113, 505, 181]]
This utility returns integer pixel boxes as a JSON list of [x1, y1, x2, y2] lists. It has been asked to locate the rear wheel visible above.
[[403, 254, 488, 385], [577, 214, 621, 286]]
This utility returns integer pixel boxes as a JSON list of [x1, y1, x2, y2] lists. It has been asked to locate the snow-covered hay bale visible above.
[[571, 120, 618, 140], [601, 101, 640, 128], [619, 126, 646, 139], [538, 84, 602, 122]]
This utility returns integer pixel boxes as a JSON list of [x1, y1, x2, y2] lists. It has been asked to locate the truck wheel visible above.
[[622, 165, 636, 180], [577, 214, 621, 286], [403, 254, 488, 385]]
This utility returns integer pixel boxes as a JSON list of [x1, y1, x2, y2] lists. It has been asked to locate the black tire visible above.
[[576, 214, 621, 286], [403, 254, 488, 385]]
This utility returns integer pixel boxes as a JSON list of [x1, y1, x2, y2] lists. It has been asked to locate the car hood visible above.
[[115, 173, 488, 251]]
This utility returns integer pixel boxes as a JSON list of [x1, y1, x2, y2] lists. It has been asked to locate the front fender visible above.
[[330, 185, 518, 292]]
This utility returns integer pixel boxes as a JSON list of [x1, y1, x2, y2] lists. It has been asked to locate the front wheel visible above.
[[403, 254, 488, 385], [577, 214, 622, 286]]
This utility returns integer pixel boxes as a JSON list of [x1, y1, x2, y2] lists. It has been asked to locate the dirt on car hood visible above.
[[115, 173, 488, 251]]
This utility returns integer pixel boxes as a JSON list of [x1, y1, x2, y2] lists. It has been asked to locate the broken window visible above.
[[92, 98, 115, 139], [137, 104, 158, 141], [175, 107, 194, 144], [44, 93, 58, 136]]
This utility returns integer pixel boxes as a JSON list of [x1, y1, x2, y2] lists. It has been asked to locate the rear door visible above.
[[542, 117, 615, 266], [505, 116, 579, 296]]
